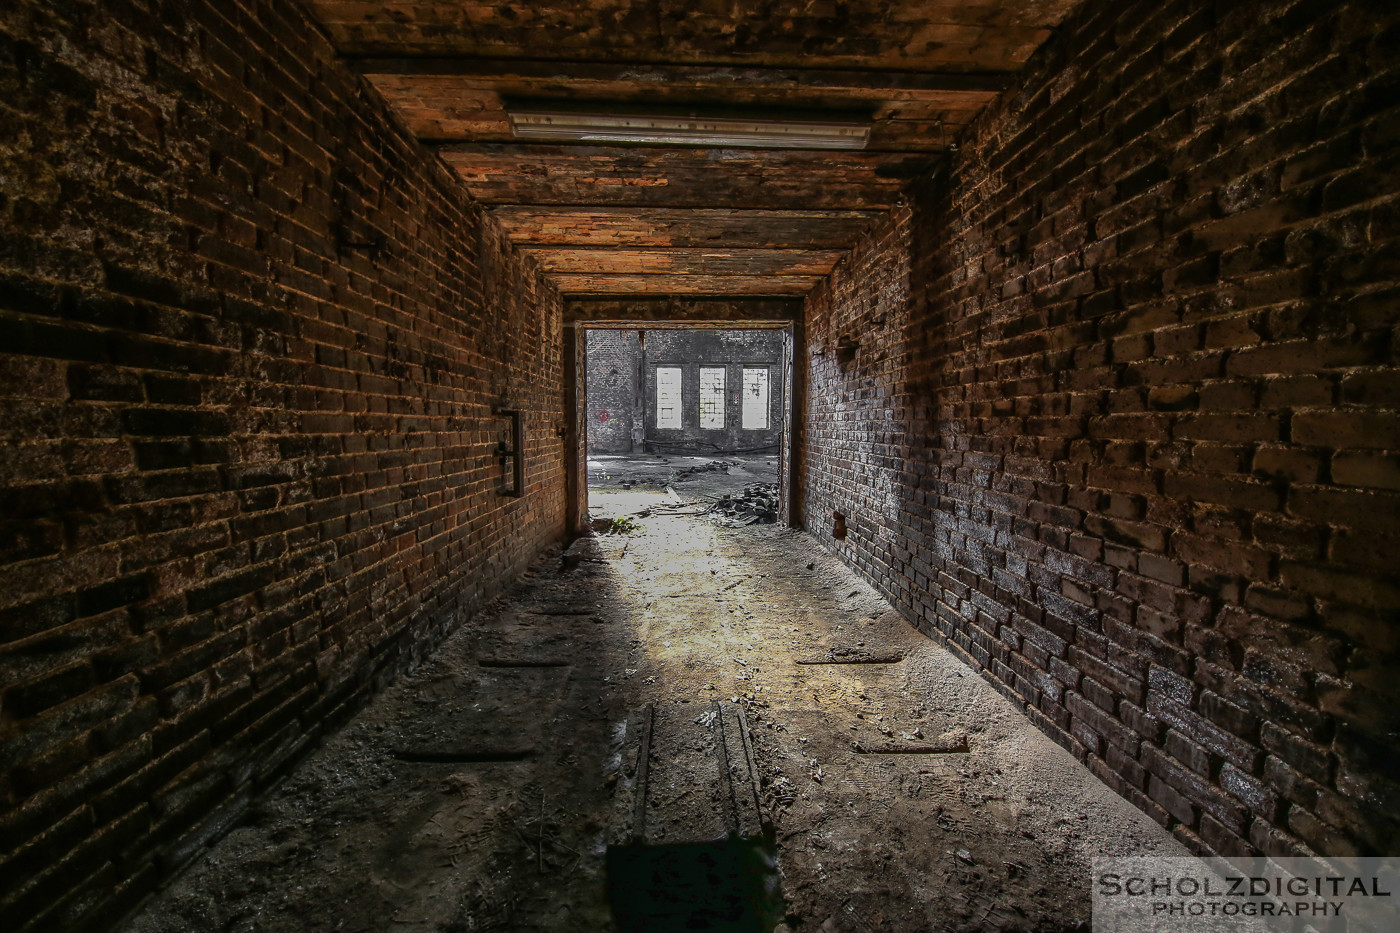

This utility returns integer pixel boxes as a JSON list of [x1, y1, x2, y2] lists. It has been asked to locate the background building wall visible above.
[[586, 328, 787, 455], [0, 1, 567, 929], [803, 0, 1400, 859], [584, 329, 639, 454], [642, 329, 786, 454]]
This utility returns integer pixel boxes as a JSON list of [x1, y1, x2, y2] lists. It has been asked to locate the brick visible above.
[[1198, 813, 1255, 857], [1148, 774, 1197, 825], [1259, 723, 1331, 784], [1226, 337, 1384, 378], [1251, 445, 1323, 484], [1173, 413, 1280, 443], [1331, 450, 1400, 490], [1217, 605, 1344, 677], [7, 663, 99, 720], [1162, 472, 1281, 512], [1287, 806, 1360, 857], [1251, 513, 1324, 560], [1340, 369, 1400, 406], [1219, 763, 1278, 820], [1165, 730, 1212, 776], [1286, 485, 1400, 535], [1292, 411, 1400, 450], [77, 576, 149, 618], [1247, 817, 1311, 859], [1199, 691, 1258, 741], [1082, 514, 1168, 551], [1146, 692, 1262, 772], [1137, 553, 1185, 586], [1142, 744, 1247, 834]]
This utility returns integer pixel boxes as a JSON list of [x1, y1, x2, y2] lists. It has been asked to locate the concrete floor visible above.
[[120, 458, 1185, 933]]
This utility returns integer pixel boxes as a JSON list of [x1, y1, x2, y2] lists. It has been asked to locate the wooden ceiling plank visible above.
[[314, 0, 1075, 30], [526, 247, 844, 276], [565, 297, 802, 326], [368, 77, 983, 150], [550, 273, 822, 296], [354, 58, 1011, 94], [488, 206, 879, 249], [310, 1, 1074, 68], [440, 144, 932, 211]]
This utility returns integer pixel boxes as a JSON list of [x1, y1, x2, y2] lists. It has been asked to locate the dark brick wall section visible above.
[[804, 0, 1400, 858], [0, 1, 566, 929]]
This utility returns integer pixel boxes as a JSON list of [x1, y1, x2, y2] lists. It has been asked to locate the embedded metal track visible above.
[[610, 700, 766, 846], [606, 701, 782, 932], [714, 702, 764, 840]]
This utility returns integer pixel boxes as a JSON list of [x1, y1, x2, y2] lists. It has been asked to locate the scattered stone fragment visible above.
[[708, 483, 779, 525]]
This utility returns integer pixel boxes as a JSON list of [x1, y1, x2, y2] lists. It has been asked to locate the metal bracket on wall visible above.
[[495, 408, 525, 497]]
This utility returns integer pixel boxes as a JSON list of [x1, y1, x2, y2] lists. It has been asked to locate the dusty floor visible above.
[[121, 457, 1185, 933]]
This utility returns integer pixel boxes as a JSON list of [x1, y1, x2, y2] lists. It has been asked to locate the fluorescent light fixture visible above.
[[508, 109, 870, 150]]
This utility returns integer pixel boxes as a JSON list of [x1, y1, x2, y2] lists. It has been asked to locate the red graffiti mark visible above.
[[598, 410, 610, 422]]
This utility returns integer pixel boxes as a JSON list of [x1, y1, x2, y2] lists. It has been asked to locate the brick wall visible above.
[[585, 329, 639, 454], [801, 204, 913, 579], [0, 1, 566, 929], [804, 0, 1400, 858]]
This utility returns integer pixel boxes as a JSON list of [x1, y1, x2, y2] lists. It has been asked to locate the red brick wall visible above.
[[804, 0, 1400, 858], [0, 1, 566, 928]]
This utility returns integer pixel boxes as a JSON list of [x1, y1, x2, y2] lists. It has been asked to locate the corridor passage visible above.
[[122, 471, 1183, 933]]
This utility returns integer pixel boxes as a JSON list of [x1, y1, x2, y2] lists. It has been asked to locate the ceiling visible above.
[[307, 1, 1080, 298]]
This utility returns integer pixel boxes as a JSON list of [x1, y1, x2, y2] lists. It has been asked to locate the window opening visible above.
[[699, 367, 725, 429], [742, 368, 769, 430], [656, 366, 682, 429]]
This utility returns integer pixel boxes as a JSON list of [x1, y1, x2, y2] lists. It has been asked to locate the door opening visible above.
[[578, 325, 794, 531]]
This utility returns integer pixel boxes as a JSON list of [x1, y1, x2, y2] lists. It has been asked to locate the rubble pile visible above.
[[707, 483, 779, 525], [676, 459, 736, 477]]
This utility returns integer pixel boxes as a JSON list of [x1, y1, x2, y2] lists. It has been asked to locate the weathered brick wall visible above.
[[801, 204, 913, 580], [642, 329, 787, 454], [804, 0, 1400, 858], [0, 1, 566, 929], [584, 329, 638, 454]]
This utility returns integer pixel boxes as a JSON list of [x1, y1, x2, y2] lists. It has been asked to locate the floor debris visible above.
[[120, 456, 1186, 933], [707, 483, 781, 525]]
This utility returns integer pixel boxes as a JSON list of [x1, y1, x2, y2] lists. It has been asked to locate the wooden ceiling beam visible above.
[[440, 143, 931, 211], [525, 247, 844, 276], [565, 297, 802, 326], [489, 207, 880, 249], [550, 273, 822, 296], [351, 58, 1011, 94]]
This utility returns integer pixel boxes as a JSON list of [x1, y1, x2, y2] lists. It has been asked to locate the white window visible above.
[[742, 368, 769, 429], [656, 367, 681, 429], [699, 367, 725, 429]]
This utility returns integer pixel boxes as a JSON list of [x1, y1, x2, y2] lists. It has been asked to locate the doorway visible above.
[[577, 324, 796, 530]]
